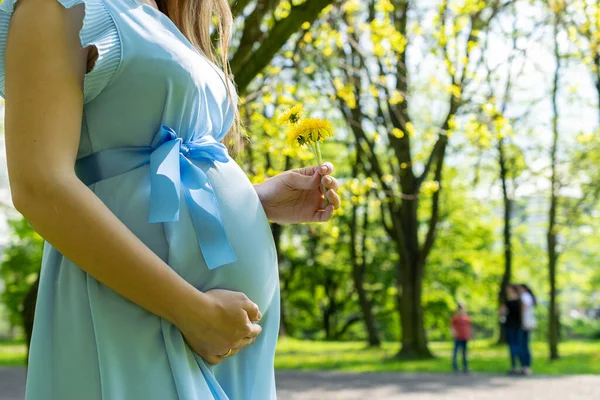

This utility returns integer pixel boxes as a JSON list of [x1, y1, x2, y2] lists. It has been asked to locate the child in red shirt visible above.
[[451, 303, 472, 373]]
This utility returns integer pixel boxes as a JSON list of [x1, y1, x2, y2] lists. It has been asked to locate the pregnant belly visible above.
[[164, 158, 279, 311]]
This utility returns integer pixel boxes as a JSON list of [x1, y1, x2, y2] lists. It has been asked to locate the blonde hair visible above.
[[156, 0, 242, 152]]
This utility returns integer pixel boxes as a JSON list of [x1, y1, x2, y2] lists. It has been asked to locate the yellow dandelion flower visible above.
[[283, 115, 333, 207], [289, 118, 333, 147], [287, 128, 310, 148], [277, 105, 304, 126]]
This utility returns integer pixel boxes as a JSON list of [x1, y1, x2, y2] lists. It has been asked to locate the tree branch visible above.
[[379, 196, 395, 238], [230, 0, 280, 69], [417, 135, 446, 186], [420, 135, 448, 264], [336, 314, 362, 338], [232, 0, 334, 93]]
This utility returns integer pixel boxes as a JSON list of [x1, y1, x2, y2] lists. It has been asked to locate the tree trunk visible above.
[[353, 274, 381, 347], [548, 235, 560, 360], [394, 198, 431, 358], [548, 12, 561, 361], [349, 185, 381, 347], [497, 137, 513, 344], [323, 305, 332, 340], [390, 135, 446, 360], [396, 258, 431, 358], [322, 273, 338, 341]]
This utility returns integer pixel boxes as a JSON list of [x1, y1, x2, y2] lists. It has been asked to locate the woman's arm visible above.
[[5, 0, 259, 364], [6, 0, 198, 328]]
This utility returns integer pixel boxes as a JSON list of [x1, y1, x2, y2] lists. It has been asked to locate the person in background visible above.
[[450, 303, 472, 374], [500, 284, 522, 375], [518, 284, 537, 376]]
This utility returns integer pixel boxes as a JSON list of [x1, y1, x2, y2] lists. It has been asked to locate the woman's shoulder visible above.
[[0, 0, 121, 103]]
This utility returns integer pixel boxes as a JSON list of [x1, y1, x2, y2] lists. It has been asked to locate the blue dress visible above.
[[0, 0, 280, 398]]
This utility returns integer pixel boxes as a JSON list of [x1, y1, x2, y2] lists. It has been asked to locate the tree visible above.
[[480, 6, 529, 342], [545, 0, 600, 359], [229, 0, 336, 94], [301, 0, 511, 357], [547, 2, 562, 359]]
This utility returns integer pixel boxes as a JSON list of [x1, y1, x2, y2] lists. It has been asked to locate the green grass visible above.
[[0, 341, 26, 366], [275, 338, 600, 375], [2, 339, 599, 375]]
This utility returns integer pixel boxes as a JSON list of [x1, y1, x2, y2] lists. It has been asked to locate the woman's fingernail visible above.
[[324, 176, 332, 184], [321, 165, 328, 173]]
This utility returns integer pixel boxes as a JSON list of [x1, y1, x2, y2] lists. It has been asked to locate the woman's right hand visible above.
[[176, 289, 263, 365]]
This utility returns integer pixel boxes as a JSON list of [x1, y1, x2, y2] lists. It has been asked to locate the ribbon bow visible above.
[[149, 125, 237, 269], [75, 124, 237, 270]]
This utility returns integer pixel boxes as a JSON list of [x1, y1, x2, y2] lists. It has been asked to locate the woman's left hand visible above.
[[255, 162, 341, 224]]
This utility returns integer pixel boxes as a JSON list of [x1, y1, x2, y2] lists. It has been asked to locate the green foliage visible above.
[[0, 340, 26, 366], [0, 218, 43, 330], [564, 318, 600, 340], [241, 71, 598, 343], [424, 170, 501, 340], [278, 198, 397, 341]]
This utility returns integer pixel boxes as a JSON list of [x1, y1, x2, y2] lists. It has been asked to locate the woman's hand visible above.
[[176, 289, 263, 365], [254, 162, 342, 224]]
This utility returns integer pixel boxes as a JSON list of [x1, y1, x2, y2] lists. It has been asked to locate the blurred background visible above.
[[1, 0, 599, 397]]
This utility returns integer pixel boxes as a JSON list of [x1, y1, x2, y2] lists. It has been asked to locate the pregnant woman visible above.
[[0, 0, 341, 398]]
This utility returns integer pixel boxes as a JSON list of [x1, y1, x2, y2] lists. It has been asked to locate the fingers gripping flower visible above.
[[277, 106, 334, 205]]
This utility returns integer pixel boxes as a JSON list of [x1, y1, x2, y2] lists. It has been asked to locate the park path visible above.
[[276, 371, 600, 399], [1, 368, 599, 399]]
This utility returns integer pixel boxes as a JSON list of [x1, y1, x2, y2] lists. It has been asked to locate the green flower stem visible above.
[[314, 142, 329, 207]]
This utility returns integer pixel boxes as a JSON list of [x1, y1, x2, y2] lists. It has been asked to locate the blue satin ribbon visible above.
[[75, 124, 237, 270]]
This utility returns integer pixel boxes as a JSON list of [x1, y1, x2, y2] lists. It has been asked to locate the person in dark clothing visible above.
[[518, 284, 537, 375], [500, 284, 522, 375]]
